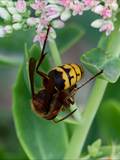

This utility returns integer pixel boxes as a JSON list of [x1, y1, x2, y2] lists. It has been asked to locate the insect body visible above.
[[29, 24, 103, 123], [29, 58, 79, 122], [48, 64, 84, 90]]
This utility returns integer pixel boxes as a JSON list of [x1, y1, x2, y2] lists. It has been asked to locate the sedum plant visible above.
[[0, 0, 120, 159]]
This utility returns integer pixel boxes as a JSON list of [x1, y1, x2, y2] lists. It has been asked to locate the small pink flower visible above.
[[105, 0, 118, 10], [101, 7, 112, 19], [27, 17, 39, 26], [59, 0, 71, 8], [71, 1, 85, 15], [31, 0, 47, 11], [52, 19, 64, 28], [99, 21, 114, 35], [45, 5, 62, 20], [83, 0, 99, 9], [33, 31, 47, 46], [0, 26, 5, 37], [16, 0, 26, 13], [40, 15, 49, 26]]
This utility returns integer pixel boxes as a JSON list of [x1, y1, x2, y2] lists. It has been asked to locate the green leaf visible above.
[[98, 34, 110, 51], [81, 20, 120, 83], [96, 100, 120, 143], [0, 29, 34, 53], [13, 67, 68, 159], [0, 54, 22, 66], [23, 44, 51, 93], [80, 48, 120, 83], [88, 139, 102, 157], [98, 19, 120, 57], [13, 44, 69, 159], [56, 23, 85, 54], [28, 44, 51, 72], [103, 77, 120, 102]]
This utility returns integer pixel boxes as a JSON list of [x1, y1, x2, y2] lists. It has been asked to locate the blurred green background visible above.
[[0, 12, 120, 159]]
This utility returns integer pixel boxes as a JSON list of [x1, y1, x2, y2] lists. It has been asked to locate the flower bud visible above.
[[27, 17, 39, 26], [45, 4, 62, 20], [91, 19, 103, 28], [12, 14, 22, 22], [7, 7, 17, 15], [16, 0, 26, 13], [6, 1, 14, 7], [13, 23, 22, 30], [4, 25, 13, 34], [0, 1, 9, 6], [111, 2, 118, 11], [52, 20, 64, 28], [60, 9, 71, 21], [0, 26, 5, 37], [0, 7, 11, 21]]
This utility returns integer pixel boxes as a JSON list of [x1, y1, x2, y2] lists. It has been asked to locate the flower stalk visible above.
[[64, 79, 108, 159], [64, 16, 120, 159], [49, 40, 62, 66]]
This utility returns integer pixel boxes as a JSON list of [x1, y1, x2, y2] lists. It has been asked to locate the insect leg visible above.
[[36, 24, 51, 79], [52, 108, 77, 123], [65, 70, 103, 101], [66, 98, 74, 105], [63, 85, 76, 105], [29, 58, 37, 96], [76, 70, 103, 90]]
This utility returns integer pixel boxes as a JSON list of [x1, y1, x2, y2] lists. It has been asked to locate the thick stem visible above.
[[107, 22, 120, 57], [49, 40, 62, 66], [64, 79, 108, 159], [64, 17, 120, 159]]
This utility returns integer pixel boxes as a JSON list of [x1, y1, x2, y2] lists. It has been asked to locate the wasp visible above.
[[29, 24, 103, 123]]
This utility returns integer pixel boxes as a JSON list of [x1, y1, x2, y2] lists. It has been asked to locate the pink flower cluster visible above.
[[0, 0, 118, 46]]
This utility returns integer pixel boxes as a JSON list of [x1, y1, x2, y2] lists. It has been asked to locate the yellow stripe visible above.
[[71, 64, 83, 82], [63, 64, 77, 87], [54, 67, 70, 89]]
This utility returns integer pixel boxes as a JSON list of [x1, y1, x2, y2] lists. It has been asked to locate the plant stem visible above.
[[107, 22, 120, 57], [64, 78, 108, 159], [49, 40, 62, 66], [64, 17, 120, 159]]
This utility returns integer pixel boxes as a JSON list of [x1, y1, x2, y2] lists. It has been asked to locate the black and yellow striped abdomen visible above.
[[48, 64, 84, 90]]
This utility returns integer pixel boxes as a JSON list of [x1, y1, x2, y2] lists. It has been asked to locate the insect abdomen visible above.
[[48, 64, 84, 90]]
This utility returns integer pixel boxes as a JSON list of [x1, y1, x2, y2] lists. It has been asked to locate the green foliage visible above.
[[82, 141, 120, 159], [1, 13, 120, 160], [12, 22, 85, 159], [56, 23, 85, 54], [81, 21, 120, 83], [0, 109, 28, 160], [104, 77, 120, 102], [97, 100, 120, 143], [0, 54, 22, 66], [0, 148, 27, 160], [88, 139, 102, 157], [0, 29, 34, 53], [81, 48, 120, 83], [13, 45, 69, 159]]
